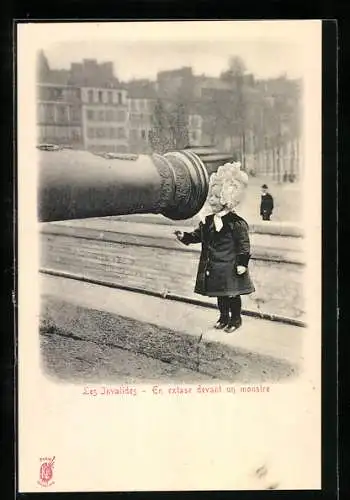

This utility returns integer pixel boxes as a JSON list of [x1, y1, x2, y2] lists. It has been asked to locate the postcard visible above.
[[17, 20, 322, 492]]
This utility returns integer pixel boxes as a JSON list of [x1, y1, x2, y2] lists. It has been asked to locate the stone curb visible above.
[[40, 222, 304, 265], [111, 214, 304, 237]]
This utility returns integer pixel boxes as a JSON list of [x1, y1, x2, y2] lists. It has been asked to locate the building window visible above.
[[38, 126, 44, 140], [70, 129, 81, 140], [191, 131, 197, 141], [131, 100, 137, 111], [57, 127, 65, 140], [108, 92, 113, 104], [106, 110, 113, 122], [56, 106, 68, 122], [117, 127, 126, 139], [50, 88, 64, 100], [88, 90, 94, 103], [86, 109, 94, 121], [130, 129, 138, 141], [117, 110, 126, 121], [41, 126, 48, 139], [37, 86, 45, 100], [98, 91, 103, 103], [117, 92, 122, 105], [201, 88, 213, 99], [45, 125, 53, 139], [96, 127, 106, 138], [37, 104, 45, 122], [141, 129, 146, 140], [109, 128, 116, 138], [98, 110, 105, 121], [71, 107, 80, 122], [45, 104, 55, 122]]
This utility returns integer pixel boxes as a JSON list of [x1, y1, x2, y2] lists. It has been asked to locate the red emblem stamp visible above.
[[37, 456, 55, 487]]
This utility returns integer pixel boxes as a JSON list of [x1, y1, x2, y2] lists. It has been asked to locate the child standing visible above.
[[175, 162, 255, 333]]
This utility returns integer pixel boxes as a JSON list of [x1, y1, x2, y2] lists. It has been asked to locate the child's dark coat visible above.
[[181, 212, 255, 297]]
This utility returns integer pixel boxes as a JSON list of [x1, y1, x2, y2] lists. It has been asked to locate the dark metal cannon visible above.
[[38, 147, 232, 223]]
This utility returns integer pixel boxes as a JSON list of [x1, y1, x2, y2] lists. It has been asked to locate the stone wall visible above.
[[40, 221, 305, 321]]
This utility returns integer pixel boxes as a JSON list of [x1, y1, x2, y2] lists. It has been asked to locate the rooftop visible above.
[[126, 85, 158, 99], [157, 66, 193, 78]]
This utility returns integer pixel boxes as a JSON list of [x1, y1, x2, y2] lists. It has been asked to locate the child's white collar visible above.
[[200, 207, 230, 231]]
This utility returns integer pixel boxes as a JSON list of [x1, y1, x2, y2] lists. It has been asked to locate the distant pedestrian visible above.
[[260, 184, 274, 221], [175, 162, 255, 333]]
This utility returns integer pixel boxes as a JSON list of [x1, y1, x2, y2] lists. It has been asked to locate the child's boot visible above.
[[224, 296, 242, 333], [214, 297, 229, 329]]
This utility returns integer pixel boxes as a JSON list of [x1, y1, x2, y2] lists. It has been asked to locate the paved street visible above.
[[48, 217, 304, 257]]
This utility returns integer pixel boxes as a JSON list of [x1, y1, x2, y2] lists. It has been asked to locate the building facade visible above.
[[187, 113, 203, 146], [81, 87, 129, 153], [36, 52, 302, 177], [127, 93, 156, 154], [36, 83, 83, 147]]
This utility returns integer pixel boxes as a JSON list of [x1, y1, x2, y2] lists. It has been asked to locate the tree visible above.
[[169, 102, 189, 150], [149, 99, 189, 154], [220, 56, 247, 166], [220, 56, 246, 83], [199, 84, 242, 151], [148, 99, 173, 154]]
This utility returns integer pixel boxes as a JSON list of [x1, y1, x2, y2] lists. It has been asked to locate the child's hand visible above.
[[236, 265, 247, 275], [174, 230, 184, 241]]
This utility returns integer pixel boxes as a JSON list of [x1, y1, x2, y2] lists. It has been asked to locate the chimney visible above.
[[101, 62, 114, 79], [37, 50, 50, 82]]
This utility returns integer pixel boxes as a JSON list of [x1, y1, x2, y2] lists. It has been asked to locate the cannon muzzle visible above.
[[38, 148, 211, 222]]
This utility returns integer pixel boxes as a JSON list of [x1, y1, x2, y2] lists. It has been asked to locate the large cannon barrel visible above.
[[38, 147, 221, 222]]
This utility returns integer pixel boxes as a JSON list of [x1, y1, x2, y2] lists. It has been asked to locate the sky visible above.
[[43, 39, 304, 82]]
